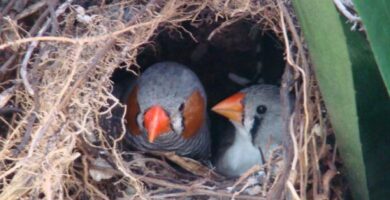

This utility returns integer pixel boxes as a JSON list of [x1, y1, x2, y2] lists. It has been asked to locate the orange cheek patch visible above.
[[182, 90, 205, 139], [125, 86, 141, 135]]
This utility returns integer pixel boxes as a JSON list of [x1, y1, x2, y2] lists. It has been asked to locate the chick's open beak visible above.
[[144, 105, 171, 143], [212, 92, 245, 123]]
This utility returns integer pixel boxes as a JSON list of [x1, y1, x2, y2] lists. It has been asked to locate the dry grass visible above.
[[0, 0, 344, 199]]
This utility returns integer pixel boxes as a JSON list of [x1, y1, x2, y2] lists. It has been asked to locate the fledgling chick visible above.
[[124, 62, 210, 160], [212, 84, 283, 177]]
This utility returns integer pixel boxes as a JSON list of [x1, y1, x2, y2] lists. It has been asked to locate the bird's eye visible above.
[[256, 105, 267, 114]]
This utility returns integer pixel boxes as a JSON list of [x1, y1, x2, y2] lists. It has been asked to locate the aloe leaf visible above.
[[352, 0, 390, 95], [292, 1, 390, 200]]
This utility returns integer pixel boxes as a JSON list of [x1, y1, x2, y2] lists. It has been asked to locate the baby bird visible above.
[[212, 84, 283, 177], [124, 62, 210, 160]]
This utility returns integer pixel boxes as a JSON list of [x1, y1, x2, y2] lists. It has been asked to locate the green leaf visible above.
[[352, 0, 390, 96], [292, 1, 390, 200]]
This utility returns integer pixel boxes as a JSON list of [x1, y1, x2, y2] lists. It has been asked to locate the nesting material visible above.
[[0, 0, 346, 199]]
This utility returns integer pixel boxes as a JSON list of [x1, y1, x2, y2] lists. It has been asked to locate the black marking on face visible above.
[[178, 102, 185, 135], [250, 116, 263, 144], [164, 109, 175, 135], [250, 105, 267, 144], [179, 103, 185, 112], [241, 98, 246, 125]]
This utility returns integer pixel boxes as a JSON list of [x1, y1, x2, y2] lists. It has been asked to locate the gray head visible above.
[[125, 62, 207, 143], [212, 84, 282, 146]]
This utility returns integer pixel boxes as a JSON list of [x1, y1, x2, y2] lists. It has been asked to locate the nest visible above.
[[0, 0, 347, 199]]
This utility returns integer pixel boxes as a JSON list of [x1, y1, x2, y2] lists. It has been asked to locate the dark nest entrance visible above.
[[112, 19, 286, 158], [113, 20, 285, 105]]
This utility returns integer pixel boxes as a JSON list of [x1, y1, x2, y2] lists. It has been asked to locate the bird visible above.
[[123, 62, 210, 160], [211, 84, 283, 177]]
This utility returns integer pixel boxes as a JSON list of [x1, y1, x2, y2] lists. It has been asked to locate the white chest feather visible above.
[[216, 128, 262, 177]]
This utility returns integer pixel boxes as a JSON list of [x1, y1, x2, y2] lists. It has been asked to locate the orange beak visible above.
[[144, 105, 171, 143], [212, 92, 245, 123]]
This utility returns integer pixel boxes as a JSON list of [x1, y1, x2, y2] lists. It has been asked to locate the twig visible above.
[[231, 164, 262, 190], [0, 9, 49, 79], [14, 1, 47, 21], [266, 1, 309, 200], [26, 43, 81, 159], [0, 0, 17, 19], [58, 38, 116, 110], [280, 3, 316, 199], [0, 0, 163, 51], [0, 85, 16, 108], [20, 1, 72, 96], [207, 17, 241, 41], [285, 106, 300, 200], [29, 9, 50, 36], [267, 64, 294, 200], [127, 156, 192, 178], [111, 107, 145, 196], [232, 180, 256, 200], [261, 157, 272, 196], [278, 0, 310, 167], [0, 107, 22, 115], [0, 55, 17, 75], [81, 155, 110, 200], [140, 176, 263, 200], [149, 192, 191, 199], [322, 168, 337, 197], [15, 113, 36, 152], [0, 162, 21, 180], [0, 17, 166, 50], [13, 92, 40, 157], [113, 154, 263, 199], [333, 0, 360, 22], [158, 152, 223, 180], [286, 181, 301, 200], [44, 1, 166, 108], [47, 0, 60, 34], [280, 4, 310, 74], [0, 36, 77, 50], [278, 2, 312, 199]]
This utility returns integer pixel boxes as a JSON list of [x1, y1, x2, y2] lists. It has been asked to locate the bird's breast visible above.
[[216, 131, 262, 177]]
